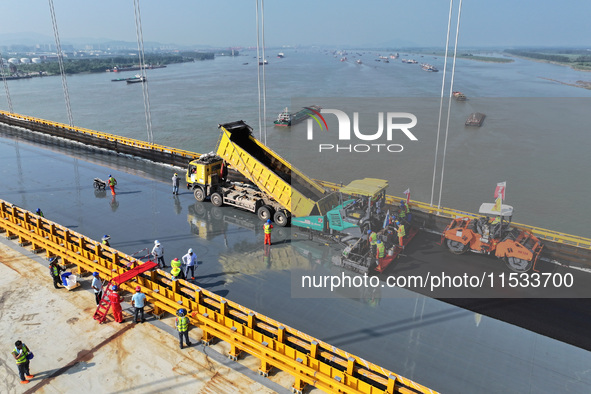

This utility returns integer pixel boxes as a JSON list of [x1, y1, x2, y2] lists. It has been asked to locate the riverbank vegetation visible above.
[[10, 52, 213, 76], [505, 49, 591, 71]]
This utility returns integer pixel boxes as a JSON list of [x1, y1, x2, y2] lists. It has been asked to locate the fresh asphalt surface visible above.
[[2, 128, 591, 393]]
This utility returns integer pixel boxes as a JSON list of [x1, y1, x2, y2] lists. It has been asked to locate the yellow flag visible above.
[[492, 196, 502, 212]]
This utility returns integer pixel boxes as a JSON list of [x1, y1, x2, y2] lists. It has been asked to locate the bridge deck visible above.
[[1, 127, 591, 393]]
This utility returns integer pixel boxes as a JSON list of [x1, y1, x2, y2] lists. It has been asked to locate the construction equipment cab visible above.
[[292, 178, 388, 243], [442, 203, 543, 272]]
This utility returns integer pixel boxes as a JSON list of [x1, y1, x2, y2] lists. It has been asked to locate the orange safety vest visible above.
[[397, 224, 406, 238]]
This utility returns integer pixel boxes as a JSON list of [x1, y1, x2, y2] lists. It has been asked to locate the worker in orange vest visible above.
[[395, 221, 406, 248], [263, 219, 273, 245], [108, 175, 117, 196], [108, 285, 124, 323]]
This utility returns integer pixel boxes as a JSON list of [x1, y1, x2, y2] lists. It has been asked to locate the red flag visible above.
[[403, 188, 411, 204], [494, 182, 506, 200]]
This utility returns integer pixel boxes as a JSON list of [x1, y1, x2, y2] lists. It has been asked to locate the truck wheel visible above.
[[257, 206, 271, 221], [274, 211, 289, 227], [211, 193, 223, 207], [193, 187, 205, 202], [446, 239, 468, 255]]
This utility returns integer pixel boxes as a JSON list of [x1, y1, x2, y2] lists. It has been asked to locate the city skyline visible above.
[[1, 1, 590, 49]]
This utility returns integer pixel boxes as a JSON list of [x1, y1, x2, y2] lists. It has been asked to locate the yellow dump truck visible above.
[[186, 121, 327, 226]]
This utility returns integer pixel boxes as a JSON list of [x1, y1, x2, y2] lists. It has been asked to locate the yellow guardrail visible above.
[[2, 109, 588, 250], [0, 110, 198, 160], [316, 180, 591, 250], [0, 198, 437, 394]]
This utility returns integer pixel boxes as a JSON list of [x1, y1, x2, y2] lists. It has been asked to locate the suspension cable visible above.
[[133, 0, 154, 144], [437, 0, 463, 208], [48, 0, 74, 127], [261, 0, 267, 146], [0, 53, 14, 113], [255, 0, 263, 142], [430, 0, 454, 207]]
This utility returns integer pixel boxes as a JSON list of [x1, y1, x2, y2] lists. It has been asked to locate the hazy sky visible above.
[[1, 0, 589, 48]]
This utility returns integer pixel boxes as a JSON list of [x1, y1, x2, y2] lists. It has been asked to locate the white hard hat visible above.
[[155, 240, 160, 245], [188, 248, 193, 253]]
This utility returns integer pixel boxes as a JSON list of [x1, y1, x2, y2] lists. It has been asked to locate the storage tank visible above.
[[32, 58, 42, 63], [7, 58, 19, 64], [20, 58, 31, 64]]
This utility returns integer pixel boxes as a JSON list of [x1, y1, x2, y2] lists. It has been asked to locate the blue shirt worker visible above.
[[131, 286, 147, 323], [182, 248, 198, 280], [12, 340, 34, 384]]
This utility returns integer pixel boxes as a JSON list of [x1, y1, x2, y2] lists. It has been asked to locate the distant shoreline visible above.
[[506, 54, 591, 72], [538, 77, 591, 90]]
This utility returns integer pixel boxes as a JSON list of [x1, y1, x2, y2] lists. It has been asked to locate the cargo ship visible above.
[[453, 91, 467, 101], [273, 105, 322, 127], [421, 63, 439, 72], [465, 112, 485, 126]]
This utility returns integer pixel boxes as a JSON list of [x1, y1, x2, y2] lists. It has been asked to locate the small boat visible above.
[[465, 112, 485, 127], [340, 57, 347, 62], [453, 91, 467, 101], [421, 63, 438, 72], [389, 53, 399, 59], [356, 59, 362, 64], [258, 59, 268, 65], [277, 53, 285, 58], [242, 62, 249, 65]]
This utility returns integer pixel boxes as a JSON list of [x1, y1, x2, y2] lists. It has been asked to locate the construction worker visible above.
[[182, 248, 197, 280], [263, 219, 273, 245], [395, 221, 406, 247], [376, 239, 386, 263], [12, 340, 34, 384], [152, 240, 166, 268], [175, 308, 192, 349], [102, 235, 111, 247], [171, 267, 181, 280], [91, 272, 103, 305], [220, 160, 228, 182], [172, 173, 180, 195], [131, 286, 147, 323], [108, 175, 117, 196], [171, 257, 184, 280], [108, 285, 124, 323], [35, 208, 44, 217], [399, 200, 411, 223], [367, 229, 377, 265], [48, 257, 65, 289]]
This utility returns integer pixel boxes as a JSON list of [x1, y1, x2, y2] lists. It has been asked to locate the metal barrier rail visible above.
[[0, 110, 198, 160], [315, 180, 591, 250], [0, 198, 437, 394]]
